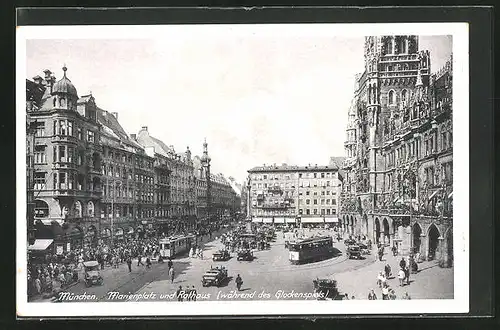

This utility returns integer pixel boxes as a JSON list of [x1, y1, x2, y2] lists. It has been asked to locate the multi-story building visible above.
[[26, 66, 103, 251], [136, 127, 196, 233], [247, 163, 343, 227], [98, 110, 155, 242], [340, 35, 453, 267]]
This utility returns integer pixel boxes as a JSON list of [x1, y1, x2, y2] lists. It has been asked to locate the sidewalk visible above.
[[332, 250, 454, 300]]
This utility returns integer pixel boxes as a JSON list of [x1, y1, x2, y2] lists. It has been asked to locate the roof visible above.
[[52, 66, 78, 98], [248, 163, 340, 173], [135, 128, 174, 158], [96, 107, 144, 150]]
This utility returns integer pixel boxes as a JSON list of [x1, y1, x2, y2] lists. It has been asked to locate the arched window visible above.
[[388, 90, 396, 105], [74, 201, 82, 217], [401, 89, 408, 104], [87, 201, 94, 217], [34, 200, 49, 218]]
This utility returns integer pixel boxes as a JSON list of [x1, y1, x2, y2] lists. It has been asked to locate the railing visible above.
[[52, 134, 78, 144], [379, 54, 419, 62]]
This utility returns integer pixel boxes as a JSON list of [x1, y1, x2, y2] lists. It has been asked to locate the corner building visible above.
[[26, 67, 103, 250], [247, 163, 343, 227], [340, 35, 453, 267]]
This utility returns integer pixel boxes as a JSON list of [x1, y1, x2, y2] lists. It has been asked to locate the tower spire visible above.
[[62, 64, 67, 77]]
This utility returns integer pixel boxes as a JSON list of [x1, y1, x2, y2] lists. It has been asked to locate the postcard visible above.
[[17, 22, 469, 317]]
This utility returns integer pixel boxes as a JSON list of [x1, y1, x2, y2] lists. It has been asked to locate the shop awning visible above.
[[252, 218, 262, 223], [28, 239, 53, 251], [273, 217, 285, 224], [285, 218, 296, 224], [301, 217, 324, 223], [325, 217, 339, 223], [428, 189, 441, 201], [263, 218, 273, 223]]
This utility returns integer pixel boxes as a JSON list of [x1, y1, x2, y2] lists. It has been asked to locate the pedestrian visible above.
[[169, 266, 175, 284], [235, 274, 243, 291], [191, 285, 197, 301], [402, 292, 411, 300], [377, 271, 385, 288], [384, 263, 392, 278], [405, 266, 411, 285], [381, 284, 389, 300], [389, 289, 397, 300], [391, 245, 398, 256], [126, 256, 132, 272], [34, 276, 41, 295], [399, 257, 407, 270], [146, 257, 151, 269], [167, 258, 173, 271], [368, 289, 377, 300], [189, 247, 194, 258], [398, 268, 406, 286], [137, 254, 144, 266], [378, 246, 384, 261], [176, 285, 183, 302]]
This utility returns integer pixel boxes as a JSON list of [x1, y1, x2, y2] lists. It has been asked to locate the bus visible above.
[[289, 236, 334, 264], [159, 235, 195, 259]]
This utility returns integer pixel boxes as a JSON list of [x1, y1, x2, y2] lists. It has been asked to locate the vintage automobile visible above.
[[313, 278, 340, 300], [344, 238, 357, 246], [83, 261, 103, 287], [358, 242, 371, 255], [201, 267, 228, 287], [212, 250, 231, 261], [346, 244, 362, 259], [237, 249, 254, 261]]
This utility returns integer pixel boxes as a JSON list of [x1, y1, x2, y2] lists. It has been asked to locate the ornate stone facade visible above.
[[340, 36, 453, 268]]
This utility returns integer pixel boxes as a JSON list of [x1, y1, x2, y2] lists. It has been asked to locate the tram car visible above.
[[288, 236, 334, 264], [159, 235, 195, 260]]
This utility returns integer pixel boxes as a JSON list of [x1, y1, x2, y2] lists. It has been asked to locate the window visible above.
[[313, 209, 318, 215], [77, 127, 82, 140], [34, 200, 49, 218], [35, 123, 45, 137], [326, 199, 330, 205], [306, 199, 310, 205], [313, 199, 318, 205], [326, 209, 331, 215], [34, 146, 46, 164], [332, 199, 336, 205], [87, 130, 95, 143], [263, 175, 267, 179], [33, 172, 46, 190], [306, 191, 310, 196], [327, 181, 330, 187], [59, 121, 67, 135], [306, 209, 310, 215], [58, 146, 66, 162], [321, 173, 325, 178], [87, 201, 94, 217], [321, 209, 325, 215], [331, 209, 337, 215], [401, 89, 408, 105], [58, 172, 67, 189], [388, 90, 395, 105], [299, 173, 302, 178], [67, 121, 73, 136]]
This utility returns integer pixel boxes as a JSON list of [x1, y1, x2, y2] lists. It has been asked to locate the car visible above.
[[201, 267, 228, 287], [346, 245, 362, 259], [313, 278, 340, 300], [212, 250, 231, 261], [237, 249, 254, 261], [83, 261, 103, 287], [344, 238, 356, 246]]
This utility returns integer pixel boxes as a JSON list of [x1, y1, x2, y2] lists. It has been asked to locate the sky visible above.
[[25, 29, 452, 184]]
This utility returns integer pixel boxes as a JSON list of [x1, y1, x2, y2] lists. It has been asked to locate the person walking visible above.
[[381, 284, 390, 300], [176, 285, 183, 302], [384, 264, 392, 279], [167, 258, 173, 271], [137, 254, 144, 267], [378, 246, 384, 261], [391, 244, 398, 257], [398, 268, 406, 286], [399, 257, 407, 270], [368, 289, 377, 300], [191, 285, 197, 301], [169, 266, 175, 284], [126, 256, 132, 272], [405, 266, 411, 285], [146, 257, 151, 269], [235, 274, 243, 291]]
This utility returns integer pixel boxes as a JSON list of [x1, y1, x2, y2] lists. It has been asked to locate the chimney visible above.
[[111, 112, 118, 120], [32, 76, 43, 85], [130, 134, 136, 140], [141, 126, 148, 131]]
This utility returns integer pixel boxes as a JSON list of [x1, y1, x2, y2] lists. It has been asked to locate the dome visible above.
[[201, 154, 211, 162], [52, 65, 78, 98]]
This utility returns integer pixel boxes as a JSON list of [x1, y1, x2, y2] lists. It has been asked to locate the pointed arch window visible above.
[[74, 201, 82, 217], [87, 201, 94, 217], [388, 90, 396, 105]]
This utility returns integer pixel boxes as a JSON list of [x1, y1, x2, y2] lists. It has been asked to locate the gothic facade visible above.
[[340, 35, 453, 267]]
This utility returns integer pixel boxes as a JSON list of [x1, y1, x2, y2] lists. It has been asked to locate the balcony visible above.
[[52, 134, 78, 145], [379, 54, 419, 62], [53, 161, 77, 170]]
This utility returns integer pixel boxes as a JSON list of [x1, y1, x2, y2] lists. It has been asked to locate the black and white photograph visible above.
[[16, 22, 469, 317]]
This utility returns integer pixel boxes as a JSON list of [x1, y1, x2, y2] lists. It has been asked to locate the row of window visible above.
[[52, 120, 96, 143], [105, 149, 154, 169], [252, 172, 337, 181], [299, 199, 337, 206], [299, 208, 337, 215]]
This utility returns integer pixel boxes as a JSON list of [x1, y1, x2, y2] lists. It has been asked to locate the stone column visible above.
[[380, 232, 385, 246], [438, 236, 445, 267]]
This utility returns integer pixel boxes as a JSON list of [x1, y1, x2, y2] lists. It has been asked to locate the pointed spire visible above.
[[62, 64, 67, 77]]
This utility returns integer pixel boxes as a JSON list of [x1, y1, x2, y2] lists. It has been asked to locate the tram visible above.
[[289, 236, 334, 264], [159, 235, 195, 259]]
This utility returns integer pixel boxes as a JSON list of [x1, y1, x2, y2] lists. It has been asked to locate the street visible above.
[[37, 228, 453, 303]]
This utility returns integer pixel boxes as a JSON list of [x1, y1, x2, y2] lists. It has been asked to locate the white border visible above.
[[16, 23, 469, 317]]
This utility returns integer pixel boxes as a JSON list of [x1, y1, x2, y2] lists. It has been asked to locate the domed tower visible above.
[[51, 65, 79, 111], [201, 138, 212, 220]]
